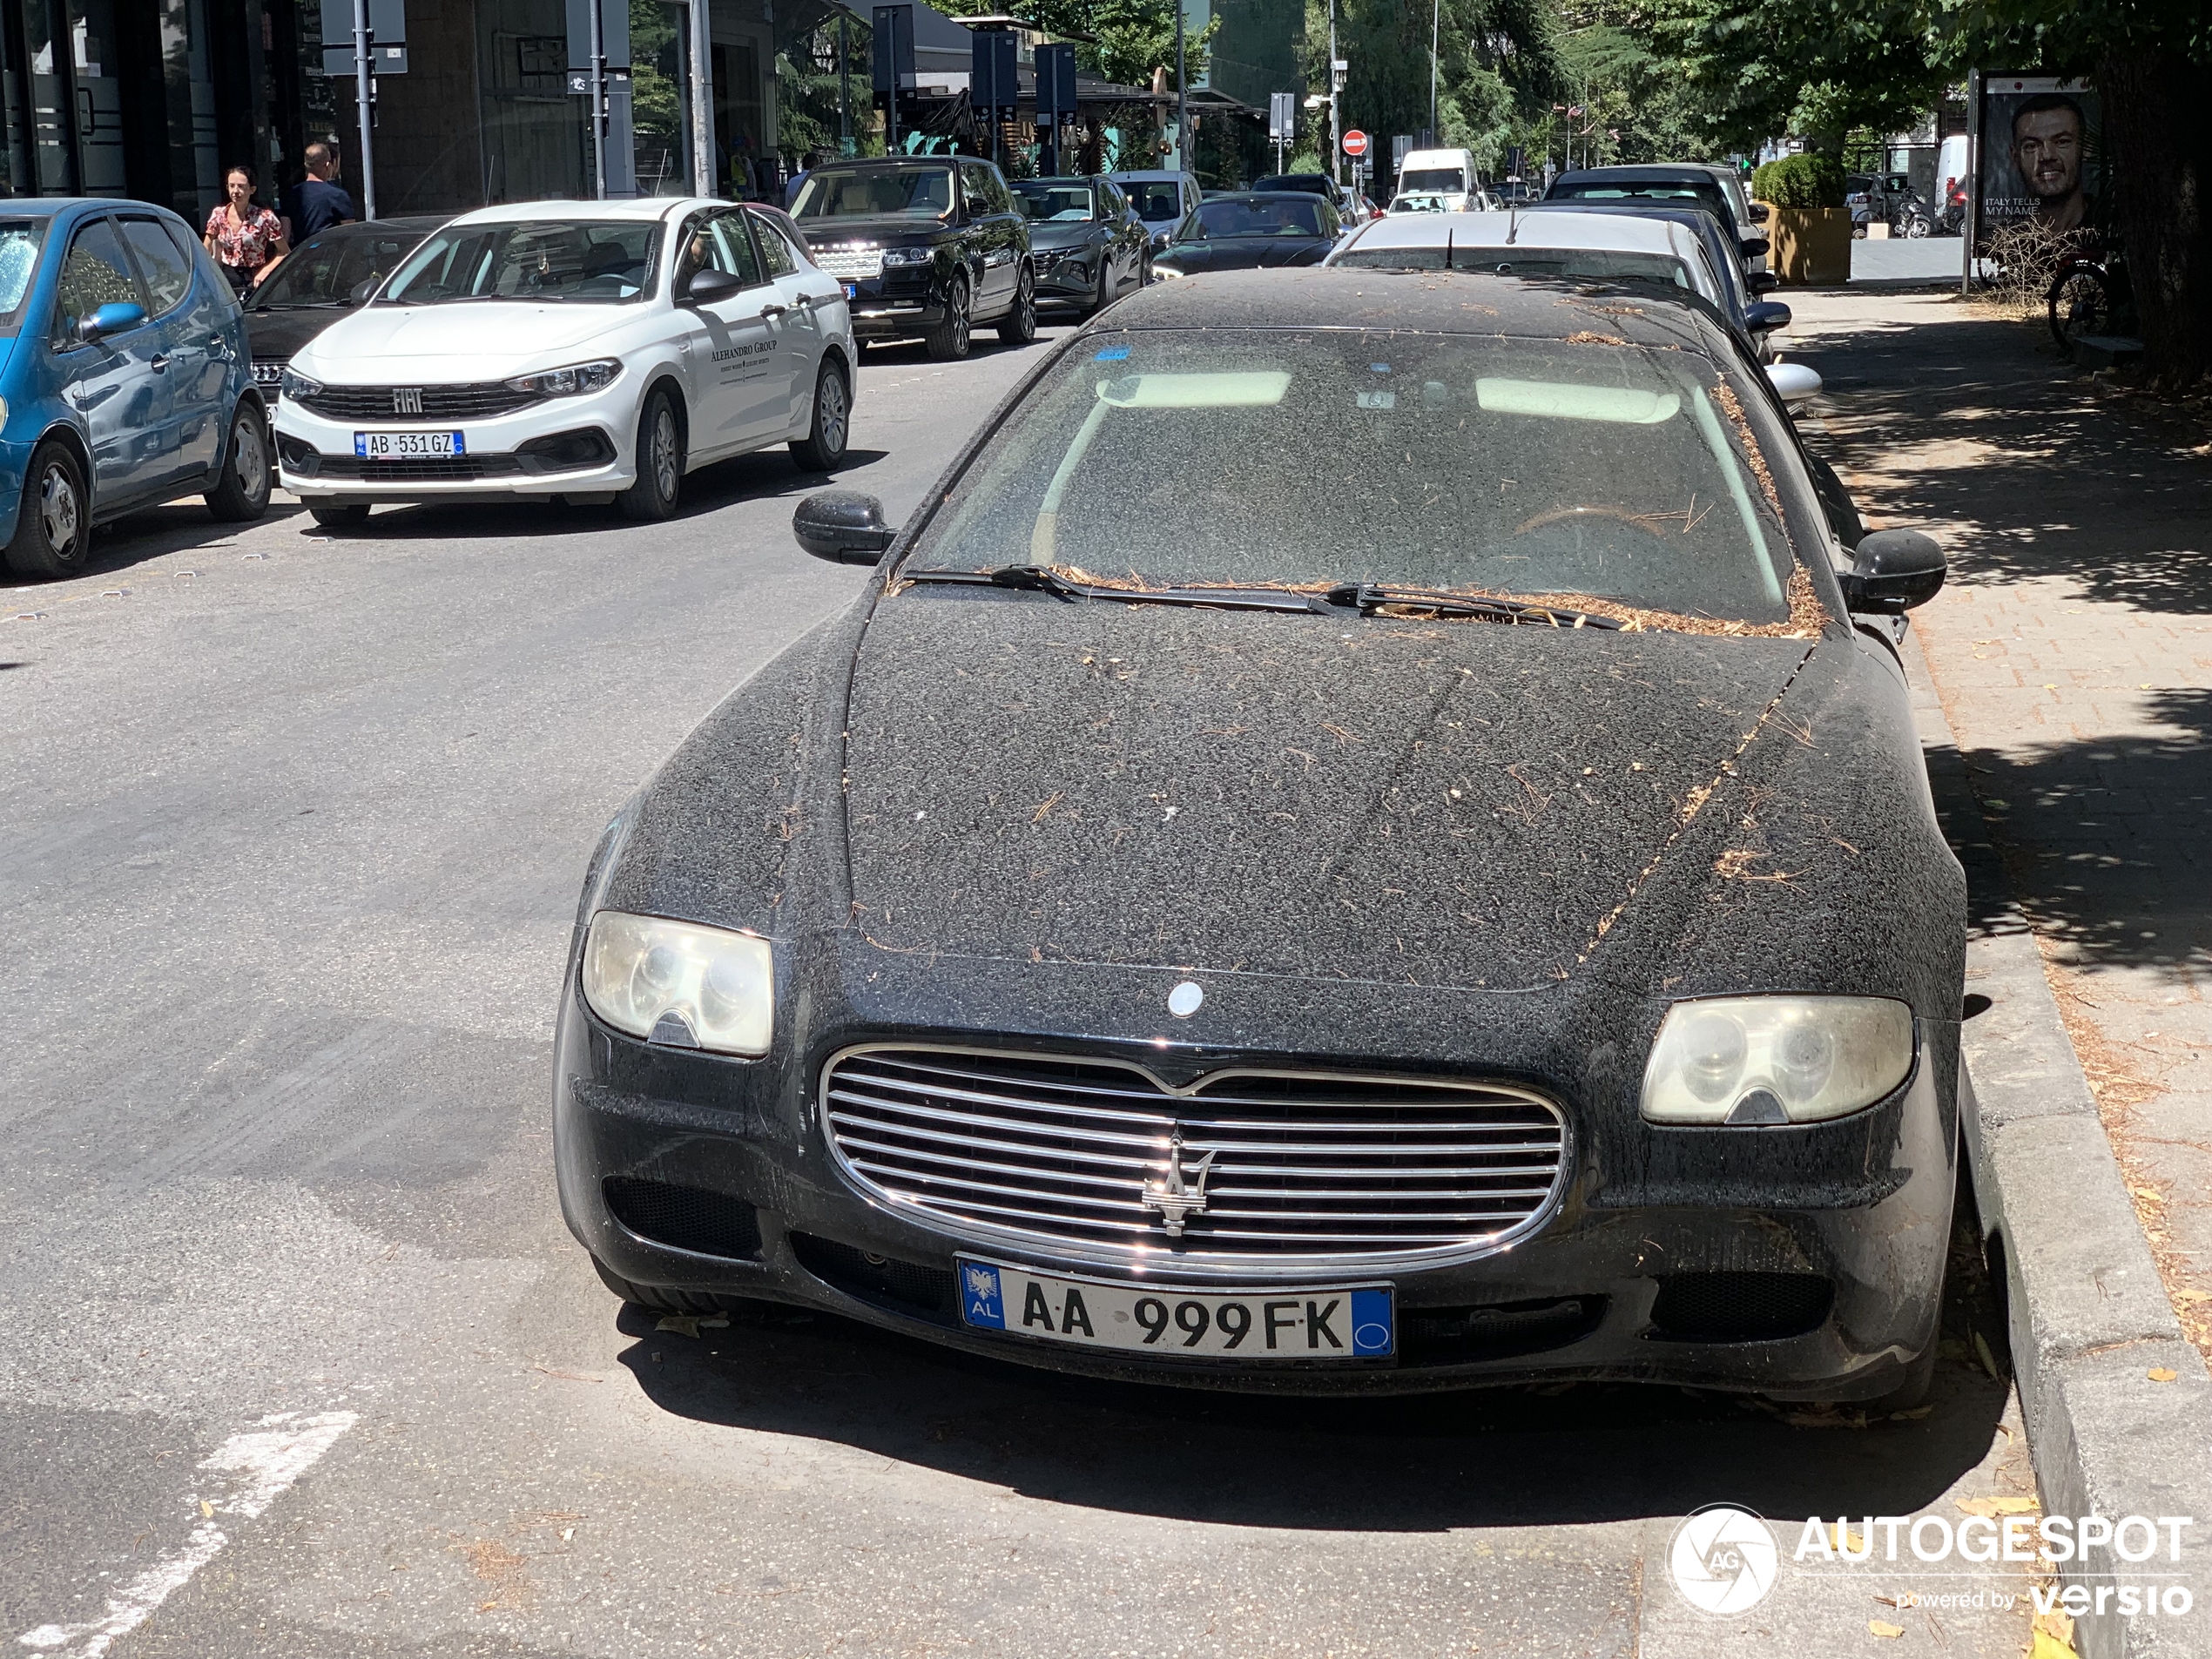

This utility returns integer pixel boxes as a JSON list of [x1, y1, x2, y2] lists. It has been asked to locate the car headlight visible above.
[[880, 246, 934, 266], [580, 910, 773, 1056], [279, 366, 324, 401], [506, 358, 623, 397], [1152, 264, 1185, 278], [1640, 995, 1913, 1124]]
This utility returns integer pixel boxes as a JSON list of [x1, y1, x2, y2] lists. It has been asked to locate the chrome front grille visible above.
[[811, 247, 885, 280], [293, 381, 541, 421], [820, 1046, 1569, 1271]]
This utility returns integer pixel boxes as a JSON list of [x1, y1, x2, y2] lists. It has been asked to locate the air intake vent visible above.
[[602, 1178, 762, 1260], [789, 1234, 957, 1319], [1648, 1271, 1834, 1342]]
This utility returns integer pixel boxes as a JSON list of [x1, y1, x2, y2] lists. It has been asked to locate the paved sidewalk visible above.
[[1784, 290, 2212, 1359]]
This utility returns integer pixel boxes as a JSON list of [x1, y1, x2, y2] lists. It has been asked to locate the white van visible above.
[[1393, 147, 1483, 212]]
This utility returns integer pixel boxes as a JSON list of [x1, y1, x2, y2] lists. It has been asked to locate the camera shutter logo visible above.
[[1669, 1505, 1780, 1615]]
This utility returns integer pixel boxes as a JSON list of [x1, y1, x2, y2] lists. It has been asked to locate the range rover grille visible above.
[[820, 1046, 1568, 1268]]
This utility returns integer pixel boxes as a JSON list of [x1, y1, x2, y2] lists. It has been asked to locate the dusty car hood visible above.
[[293, 302, 638, 370], [840, 594, 1817, 990], [1160, 238, 1334, 272]]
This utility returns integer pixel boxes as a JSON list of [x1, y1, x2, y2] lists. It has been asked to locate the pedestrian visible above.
[[281, 142, 359, 244], [202, 165, 289, 298]]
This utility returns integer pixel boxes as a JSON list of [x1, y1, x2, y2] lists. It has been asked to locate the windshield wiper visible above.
[[1324, 583, 1623, 630], [901, 564, 1320, 612]]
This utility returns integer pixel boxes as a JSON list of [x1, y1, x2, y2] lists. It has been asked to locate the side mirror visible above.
[[76, 300, 146, 344], [1749, 202, 1770, 224], [1764, 361, 1822, 406], [1745, 269, 1780, 294], [685, 266, 745, 305], [1745, 300, 1792, 334], [1842, 528, 1946, 614], [793, 490, 896, 564], [349, 277, 380, 305], [1738, 234, 1771, 260]]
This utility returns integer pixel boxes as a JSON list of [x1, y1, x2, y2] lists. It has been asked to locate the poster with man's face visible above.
[[1976, 75, 2102, 249]]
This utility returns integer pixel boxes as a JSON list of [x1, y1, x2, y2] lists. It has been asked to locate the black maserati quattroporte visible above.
[[554, 270, 1966, 1403]]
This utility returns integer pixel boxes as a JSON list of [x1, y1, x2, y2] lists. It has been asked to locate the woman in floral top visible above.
[[203, 165, 289, 296]]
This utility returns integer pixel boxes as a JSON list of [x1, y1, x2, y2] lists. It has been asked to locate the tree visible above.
[[1023, 0, 1217, 89]]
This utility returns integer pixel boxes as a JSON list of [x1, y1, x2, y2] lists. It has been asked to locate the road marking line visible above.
[[15, 1411, 356, 1658]]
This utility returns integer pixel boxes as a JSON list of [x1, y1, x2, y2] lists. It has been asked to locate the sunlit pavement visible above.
[[4, 317, 2038, 1658]]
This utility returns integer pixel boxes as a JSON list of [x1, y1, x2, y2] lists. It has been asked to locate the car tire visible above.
[[591, 1258, 806, 1323], [924, 273, 972, 361], [1141, 252, 1153, 287], [204, 403, 273, 523], [1085, 258, 1111, 317], [996, 264, 1036, 345], [4, 440, 91, 579], [788, 359, 852, 472], [308, 502, 370, 529], [618, 388, 684, 521]]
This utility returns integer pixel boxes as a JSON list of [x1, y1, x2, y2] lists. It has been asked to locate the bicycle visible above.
[[2047, 240, 2134, 353]]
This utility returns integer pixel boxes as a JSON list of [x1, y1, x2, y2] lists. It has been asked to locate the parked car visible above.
[[1153, 192, 1344, 275], [242, 215, 444, 405], [0, 199, 270, 579], [1329, 208, 1732, 318], [1545, 166, 1770, 275], [1516, 199, 1794, 360], [272, 199, 855, 528], [1108, 169, 1204, 251], [1253, 172, 1361, 225], [1683, 161, 1770, 269], [787, 156, 1035, 361], [556, 267, 1963, 1408], [1010, 176, 1151, 316]]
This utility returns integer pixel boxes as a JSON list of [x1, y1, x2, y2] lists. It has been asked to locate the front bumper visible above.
[[553, 972, 1958, 1399], [272, 381, 636, 502], [840, 272, 948, 341], [1031, 253, 1100, 310]]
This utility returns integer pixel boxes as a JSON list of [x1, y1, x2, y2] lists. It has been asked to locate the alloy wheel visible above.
[[40, 463, 79, 557], [651, 405, 679, 500], [818, 369, 849, 457], [951, 284, 971, 354], [233, 415, 269, 502]]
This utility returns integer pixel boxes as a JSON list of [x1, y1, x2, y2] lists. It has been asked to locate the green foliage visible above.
[[1750, 152, 1845, 206], [1023, 0, 1217, 89], [630, 0, 683, 152], [1509, 3, 1718, 168]]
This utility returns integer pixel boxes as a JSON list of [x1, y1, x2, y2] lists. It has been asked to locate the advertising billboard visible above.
[[1973, 73, 2103, 253]]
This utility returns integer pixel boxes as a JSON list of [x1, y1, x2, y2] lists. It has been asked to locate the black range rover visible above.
[[789, 157, 1035, 361]]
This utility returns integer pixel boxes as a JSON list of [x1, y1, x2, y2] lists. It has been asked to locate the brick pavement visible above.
[[1784, 290, 2212, 1359]]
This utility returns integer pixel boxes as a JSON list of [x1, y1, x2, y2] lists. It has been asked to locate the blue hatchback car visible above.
[[0, 199, 270, 580]]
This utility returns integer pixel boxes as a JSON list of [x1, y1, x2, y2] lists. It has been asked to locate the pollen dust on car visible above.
[[1570, 640, 1818, 967]]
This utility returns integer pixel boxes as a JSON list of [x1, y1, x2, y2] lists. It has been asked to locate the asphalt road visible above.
[[5, 314, 2037, 1658]]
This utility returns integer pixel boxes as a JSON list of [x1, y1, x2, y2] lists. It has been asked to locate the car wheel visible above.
[[308, 502, 370, 529], [788, 358, 852, 472], [617, 388, 684, 521], [204, 404, 273, 523], [1141, 252, 1154, 286], [925, 273, 971, 361], [1085, 257, 1111, 317], [3, 440, 90, 579], [996, 264, 1036, 345]]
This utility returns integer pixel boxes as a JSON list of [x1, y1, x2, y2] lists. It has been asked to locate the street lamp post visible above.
[[1328, 0, 1339, 186], [1428, 0, 1438, 138], [1175, 0, 1186, 174]]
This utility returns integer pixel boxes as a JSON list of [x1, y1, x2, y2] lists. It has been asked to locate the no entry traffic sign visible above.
[[1341, 129, 1368, 158]]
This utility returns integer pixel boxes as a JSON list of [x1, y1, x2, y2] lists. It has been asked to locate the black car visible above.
[[242, 216, 443, 404], [1253, 172, 1356, 219], [788, 157, 1035, 361], [1011, 176, 1151, 316], [554, 269, 1965, 1406], [1154, 192, 1342, 275]]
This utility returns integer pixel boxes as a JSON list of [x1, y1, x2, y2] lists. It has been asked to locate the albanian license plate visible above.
[[843, 282, 858, 299], [956, 1258, 1394, 1360], [354, 429, 464, 459]]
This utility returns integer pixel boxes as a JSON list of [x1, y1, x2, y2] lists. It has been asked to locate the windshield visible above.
[[1334, 246, 1694, 294], [907, 330, 1804, 628], [1551, 179, 1731, 223], [792, 165, 954, 220], [1123, 181, 1184, 220], [382, 219, 656, 304], [0, 220, 46, 334], [1254, 175, 1332, 196], [253, 226, 424, 308], [1185, 199, 1325, 239], [1015, 182, 1096, 222], [1399, 168, 1467, 193]]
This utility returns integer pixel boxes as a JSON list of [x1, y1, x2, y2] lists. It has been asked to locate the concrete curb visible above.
[[1902, 627, 2212, 1657]]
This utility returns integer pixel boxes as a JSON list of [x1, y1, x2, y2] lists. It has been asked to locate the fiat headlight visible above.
[[279, 366, 324, 401], [507, 358, 623, 397], [580, 911, 773, 1056], [1641, 995, 1913, 1124]]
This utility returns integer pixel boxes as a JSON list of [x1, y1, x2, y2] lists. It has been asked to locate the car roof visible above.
[[1096, 266, 1739, 354], [1107, 170, 1193, 182], [0, 198, 185, 224], [1554, 165, 1718, 185], [448, 197, 703, 226], [1339, 209, 1698, 258], [302, 214, 448, 236]]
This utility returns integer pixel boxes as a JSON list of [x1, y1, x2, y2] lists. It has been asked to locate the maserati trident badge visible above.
[[1141, 1127, 1217, 1237]]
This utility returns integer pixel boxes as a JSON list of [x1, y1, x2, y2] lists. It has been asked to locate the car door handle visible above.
[[788, 292, 813, 307], [759, 304, 788, 320], [149, 354, 171, 371]]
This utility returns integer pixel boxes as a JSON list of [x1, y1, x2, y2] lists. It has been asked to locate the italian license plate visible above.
[[354, 429, 464, 459], [956, 1258, 1394, 1360]]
